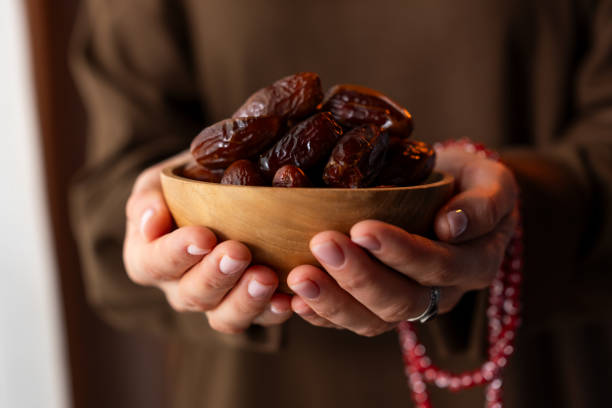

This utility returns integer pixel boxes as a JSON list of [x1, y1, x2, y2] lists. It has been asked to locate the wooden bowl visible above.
[[161, 163, 454, 291]]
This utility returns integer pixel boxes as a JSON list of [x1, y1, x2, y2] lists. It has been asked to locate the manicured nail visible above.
[[219, 255, 248, 275], [247, 280, 275, 299], [290, 280, 320, 300], [140, 208, 154, 236], [270, 304, 286, 314], [311, 241, 344, 267], [351, 235, 381, 251], [187, 244, 210, 256], [447, 209, 468, 238]]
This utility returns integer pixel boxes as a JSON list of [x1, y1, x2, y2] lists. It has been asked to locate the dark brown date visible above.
[[272, 165, 312, 187], [376, 139, 436, 186], [320, 84, 413, 138], [258, 112, 343, 178], [322, 99, 393, 130], [220, 160, 265, 186], [190, 116, 281, 169], [323, 124, 390, 188], [233, 72, 323, 122], [181, 160, 224, 182]]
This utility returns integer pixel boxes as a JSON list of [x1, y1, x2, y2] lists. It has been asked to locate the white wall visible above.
[[0, 2, 71, 408]]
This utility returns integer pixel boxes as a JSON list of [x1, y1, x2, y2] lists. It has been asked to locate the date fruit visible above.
[[376, 139, 436, 186], [190, 116, 281, 169], [272, 165, 312, 187], [258, 112, 343, 178], [233, 72, 323, 122], [323, 124, 390, 188], [321, 99, 394, 130], [181, 160, 224, 182], [220, 160, 265, 186], [320, 84, 413, 138]]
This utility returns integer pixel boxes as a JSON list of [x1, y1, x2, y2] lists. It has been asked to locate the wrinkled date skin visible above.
[[322, 99, 394, 130], [376, 139, 436, 186], [190, 116, 281, 169], [323, 124, 390, 188], [320, 84, 413, 138], [272, 165, 312, 187], [258, 112, 343, 178], [181, 160, 224, 182], [232, 72, 324, 122], [220, 160, 266, 186]]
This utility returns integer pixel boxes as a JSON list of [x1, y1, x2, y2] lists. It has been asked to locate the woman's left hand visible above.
[[286, 145, 520, 336]]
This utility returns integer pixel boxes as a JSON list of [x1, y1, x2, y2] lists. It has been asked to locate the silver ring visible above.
[[406, 287, 440, 323]]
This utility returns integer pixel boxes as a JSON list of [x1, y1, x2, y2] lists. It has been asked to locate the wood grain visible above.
[[162, 163, 454, 291]]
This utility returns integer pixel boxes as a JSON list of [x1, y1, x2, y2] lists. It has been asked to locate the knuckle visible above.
[[341, 272, 373, 293], [146, 266, 166, 283], [233, 296, 263, 317], [356, 325, 385, 338], [301, 315, 327, 327], [379, 302, 414, 323], [317, 302, 343, 321], [164, 292, 189, 313], [178, 288, 216, 311], [201, 274, 232, 293], [126, 268, 149, 286], [166, 251, 187, 273], [420, 259, 455, 286], [207, 317, 245, 334]]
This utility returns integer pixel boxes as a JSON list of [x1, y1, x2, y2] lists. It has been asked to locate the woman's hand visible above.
[[122, 153, 292, 333], [286, 145, 519, 336]]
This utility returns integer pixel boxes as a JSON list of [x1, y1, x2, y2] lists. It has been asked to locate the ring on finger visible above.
[[406, 286, 440, 323]]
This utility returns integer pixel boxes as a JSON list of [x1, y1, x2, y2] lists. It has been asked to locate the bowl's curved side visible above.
[[161, 164, 454, 291]]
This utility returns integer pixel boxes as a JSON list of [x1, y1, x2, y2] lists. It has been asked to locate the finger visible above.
[[308, 232, 462, 321], [126, 151, 191, 242], [125, 189, 173, 242], [350, 219, 514, 290], [124, 225, 217, 286], [435, 155, 518, 243], [205, 265, 278, 334], [287, 265, 394, 336], [290, 296, 342, 329], [252, 293, 294, 326], [174, 240, 252, 311]]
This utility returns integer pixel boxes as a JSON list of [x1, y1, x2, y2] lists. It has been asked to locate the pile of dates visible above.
[[184, 72, 435, 188]]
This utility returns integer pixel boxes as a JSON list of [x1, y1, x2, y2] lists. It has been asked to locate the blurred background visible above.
[[0, 2, 167, 407]]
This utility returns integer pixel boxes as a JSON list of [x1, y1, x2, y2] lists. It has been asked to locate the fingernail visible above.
[[187, 244, 210, 256], [140, 208, 154, 236], [290, 280, 320, 300], [351, 235, 381, 251], [311, 241, 344, 268], [247, 280, 275, 299], [270, 304, 286, 314], [447, 209, 468, 238], [219, 255, 248, 275]]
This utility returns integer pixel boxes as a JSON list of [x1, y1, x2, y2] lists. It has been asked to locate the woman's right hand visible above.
[[122, 153, 293, 334]]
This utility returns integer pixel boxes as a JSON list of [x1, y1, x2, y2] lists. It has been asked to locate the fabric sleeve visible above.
[[501, 0, 612, 325], [69, 0, 280, 351], [431, 1, 612, 356]]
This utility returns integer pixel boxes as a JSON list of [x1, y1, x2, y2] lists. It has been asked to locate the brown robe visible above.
[[69, 0, 612, 407]]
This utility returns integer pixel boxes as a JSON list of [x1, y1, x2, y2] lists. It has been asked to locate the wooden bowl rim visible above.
[[162, 162, 454, 191]]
